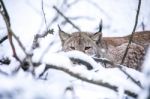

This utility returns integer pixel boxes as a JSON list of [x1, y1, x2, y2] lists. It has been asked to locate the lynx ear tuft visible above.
[[91, 32, 102, 44], [58, 25, 70, 42]]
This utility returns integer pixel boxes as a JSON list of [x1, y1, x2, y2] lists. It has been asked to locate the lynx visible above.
[[102, 31, 150, 49], [59, 29, 150, 71]]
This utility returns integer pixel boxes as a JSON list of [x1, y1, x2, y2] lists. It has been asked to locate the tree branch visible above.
[[53, 6, 81, 31], [121, 0, 141, 64], [0, 35, 7, 44], [0, 10, 21, 63], [117, 65, 143, 89], [41, 0, 48, 33], [39, 63, 137, 98]]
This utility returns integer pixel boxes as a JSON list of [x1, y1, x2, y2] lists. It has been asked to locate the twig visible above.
[[0, 9, 21, 63], [41, 0, 48, 32], [85, 0, 111, 20], [121, 0, 141, 64], [66, 0, 79, 8], [11, 32, 27, 55], [12, 32, 35, 73], [60, 16, 94, 26], [32, 29, 54, 49], [0, 57, 10, 65], [0, 0, 10, 26], [0, 1, 35, 72], [117, 65, 143, 89], [53, 6, 81, 31], [0, 35, 7, 44]]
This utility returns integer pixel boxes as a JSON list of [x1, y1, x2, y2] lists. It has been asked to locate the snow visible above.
[[61, 50, 104, 69], [138, 46, 150, 99], [0, 0, 150, 99]]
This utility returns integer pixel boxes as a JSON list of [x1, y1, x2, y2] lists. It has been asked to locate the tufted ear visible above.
[[91, 32, 102, 44], [58, 25, 70, 42]]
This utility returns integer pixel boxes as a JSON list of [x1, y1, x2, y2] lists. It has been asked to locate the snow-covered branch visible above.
[[42, 63, 138, 98], [36, 51, 139, 98]]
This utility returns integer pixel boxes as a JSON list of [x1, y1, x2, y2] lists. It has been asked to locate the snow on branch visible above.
[[42, 63, 138, 98], [36, 51, 138, 98], [117, 65, 143, 89], [32, 29, 54, 49], [64, 51, 104, 70]]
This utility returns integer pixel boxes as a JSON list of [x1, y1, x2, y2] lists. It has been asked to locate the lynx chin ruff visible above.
[[59, 28, 150, 71]]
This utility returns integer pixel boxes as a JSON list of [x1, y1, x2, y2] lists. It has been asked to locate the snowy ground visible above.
[[0, 0, 150, 99]]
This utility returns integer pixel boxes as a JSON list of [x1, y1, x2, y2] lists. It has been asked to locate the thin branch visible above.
[[0, 2, 35, 72], [12, 32, 35, 73], [41, 0, 48, 32], [11, 32, 27, 55], [85, 0, 111, 20], [121, 0, 141, 64], [60, 16, 94, 26], [0, 10, 21, 62], [53, 6, 81, 31], [66, 0, 79, 8], [0, 35, 7, 44], [32, 29, 54, 49], [117, 65, 143, 89], [0, 57, 10, 65], [94, 57, 143, 88], [0, 0, 10, 26]]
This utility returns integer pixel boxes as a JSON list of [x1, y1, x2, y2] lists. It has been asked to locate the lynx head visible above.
[[59, 27, 103, 57]]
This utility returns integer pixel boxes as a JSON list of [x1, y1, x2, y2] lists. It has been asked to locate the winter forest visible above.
[[0, 0, 150, 99]]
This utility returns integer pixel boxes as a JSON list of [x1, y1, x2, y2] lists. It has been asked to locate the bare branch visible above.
[[41, 0, 48, 32], [121, 0, 141, 64], [66, 0, 79, 8], [117, 65, 143, 89], [0, 35, 7, 44], [0, 0, 10, 26], [0, 9, 21, 63], [11, 32, 27, 55], [32, 29, 54, 49], [0, 57, 10, 65], [85, 0, 111, 20], [60, 16, 94, 26], [53, 6, 81, 31]]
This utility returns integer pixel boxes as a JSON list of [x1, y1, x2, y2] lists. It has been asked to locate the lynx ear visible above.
[[58, 26, 70, 42], [91, 32, 102, 44]]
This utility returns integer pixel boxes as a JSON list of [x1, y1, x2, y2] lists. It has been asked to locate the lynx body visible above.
[[59, 30, 150, 70]]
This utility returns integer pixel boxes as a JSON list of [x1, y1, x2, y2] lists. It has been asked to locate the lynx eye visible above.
[[85, 46, 91, 50], [70, 46, 75, 50]]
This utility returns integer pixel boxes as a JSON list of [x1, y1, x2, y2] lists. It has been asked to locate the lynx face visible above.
[[59, 30, 103, 57]]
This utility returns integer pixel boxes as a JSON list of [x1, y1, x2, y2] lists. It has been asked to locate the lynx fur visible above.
[[59, 29, 150, 71]]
